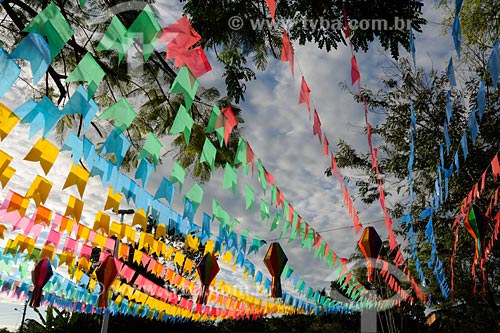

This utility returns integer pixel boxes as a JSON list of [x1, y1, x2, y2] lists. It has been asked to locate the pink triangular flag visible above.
[[351, 55, 360, 85]]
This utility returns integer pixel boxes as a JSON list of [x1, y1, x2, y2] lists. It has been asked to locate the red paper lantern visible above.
[[30, 258, 53, 307]]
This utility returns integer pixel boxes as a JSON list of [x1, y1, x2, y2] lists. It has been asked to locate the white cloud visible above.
[[0, 0, 453, 320]]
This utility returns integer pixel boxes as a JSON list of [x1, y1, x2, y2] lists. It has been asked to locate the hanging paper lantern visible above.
[[196, 252, 219, 304], [465, 205, 490, 261], [96, 255, 118, 308], [263, 242, 288, 298], [30, 258, 53, 307], [358, 226, 382, 282]]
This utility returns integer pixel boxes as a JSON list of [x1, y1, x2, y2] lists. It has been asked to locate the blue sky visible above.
[[0, 0, 454, 330]]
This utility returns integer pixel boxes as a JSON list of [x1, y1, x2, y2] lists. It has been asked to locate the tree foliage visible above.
[[329, 11, 500, 330], [183, 0, 426, 103]]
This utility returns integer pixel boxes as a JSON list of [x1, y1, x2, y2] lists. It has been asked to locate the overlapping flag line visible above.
[[258, 1, 426, 300], [0, 1, 424, 321], [402, 0, 500, 298]]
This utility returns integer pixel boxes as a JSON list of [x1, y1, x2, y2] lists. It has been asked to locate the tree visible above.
[[0, 0, 241, 183], [182, 0, 427, 103], [328, 48, 500, 331]]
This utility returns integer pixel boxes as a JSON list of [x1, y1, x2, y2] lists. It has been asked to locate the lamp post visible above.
[[100, 209, 135, 333], [14, 300, 28, 333]]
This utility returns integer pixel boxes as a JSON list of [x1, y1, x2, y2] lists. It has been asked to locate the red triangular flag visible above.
[[342, 4, 350, 38], [281, 29, 294, 77], [221, 106, 238, 145], [246, 142, 255, 175], [351, 55, 360, 85], [313, 109, 322, 143], [323, 134, 329, 156], [264, 169, 275, 186], [299, 76, 311, 114], [174, 46, 212, 77], [491, 154, 499, 182], [264, 0, 276, 21], [161, 16, 201, 58]]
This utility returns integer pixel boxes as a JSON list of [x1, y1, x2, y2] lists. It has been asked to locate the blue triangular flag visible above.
[[11, 33, 50, 84], [154, 177, 175, 206], [135, 158, 152, 188], [468, 107, 479, 144], [0, 47, 20, 97], [477, 80, 486, 121], [409, 28, 416, 70], [447, 57, 456, 86], [61, 131, 83, 164], [460, 131, 468, 161], [443, 120, 451, 155], [452, 14, 462, 59], [488, 40, 499, 88]]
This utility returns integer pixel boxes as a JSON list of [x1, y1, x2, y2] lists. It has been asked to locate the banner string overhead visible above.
[[0, 0, 498, 330]]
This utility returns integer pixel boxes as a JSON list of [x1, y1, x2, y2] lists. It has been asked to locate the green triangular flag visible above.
[[200, 138, 217, 171], [245, 184, 254, 210], [223, 162, 238, 195], [23, 2, 74, 59], [234, 137, 247, 165], [257, 159, 266, 194], [271, 185, 277, 207], [271, 213, 281, 231], [66, 52, 105, 99], [169, 105, 194, 145], [138, 132, 163, 167], [279, 218, 290, 238], [97, 97, 137, 133], [288, 212, 299, 243], [205, 104, 220, 133], [127, 5, 161, 61], [170, 162, 186, 192], [169, 66, 199, 110], [205, 104, 224, 145], [260, 199, 269, 221], [185, 182, 204, 208], [230, 218, 239, 232], [212, 200, 230, 226], [96, 16, 132, 63]]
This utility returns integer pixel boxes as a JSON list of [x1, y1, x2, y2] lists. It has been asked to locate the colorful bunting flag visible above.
[[281, 29, 294, 77], [62, 163, 90, 197], [0, 48, 21, 98], [11, 33, 50, 84], [169, 105, 194, 145], [24, 138, 59, 174], [23, 2, 74, 59], [97, 98, 137, 133], [66, 52, 105, 99], [200, 138, 217, 171]]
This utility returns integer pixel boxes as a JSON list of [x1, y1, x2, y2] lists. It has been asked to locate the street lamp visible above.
[[14, 300, 28, 333], [100, 208, 135, 333]]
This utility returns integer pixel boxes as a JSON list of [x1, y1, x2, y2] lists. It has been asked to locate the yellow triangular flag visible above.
[[64, 195, 84, 222], [0, 166, 15, 188], [93, 211, 110, 235], [0, 103, 19, 140], [104, 187, 122, 213], [24, 138, 60, 174], [62, 163, 89, 197], [26, 175, 53, 206], [132, 208, 147, 230]]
